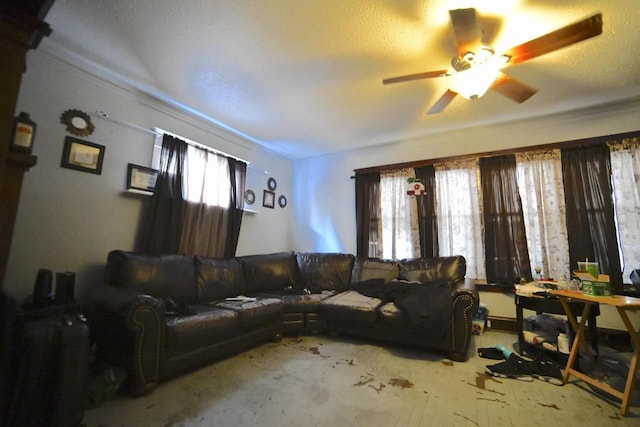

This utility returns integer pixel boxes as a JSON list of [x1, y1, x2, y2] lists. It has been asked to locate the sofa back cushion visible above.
[[195, 257, 247, 301], [350, 257, 400, 284], [238, 252, 298, 293], [398, 256, 466, 285], [104, 250, 197, 303], [296, 253, 355, 292]]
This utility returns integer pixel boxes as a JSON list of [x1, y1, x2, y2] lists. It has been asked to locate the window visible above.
[[435, 160, 486, 281], [380, 170, 419, 259], [515, 150, 570, 281], [152, 129, 232, 208], [183, 145, 230, 207], [369, 138, 636, 286], [609, 138, 640, 283], [144, 131, 247, 258]]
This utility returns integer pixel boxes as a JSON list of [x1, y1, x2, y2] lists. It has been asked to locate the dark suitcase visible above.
[[8, 313, 90, 427], [0, 293, 16, 426]]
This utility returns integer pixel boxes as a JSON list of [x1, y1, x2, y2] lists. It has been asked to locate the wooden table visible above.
[[515, 292, 599, 357], [550, 290, 640, 416]]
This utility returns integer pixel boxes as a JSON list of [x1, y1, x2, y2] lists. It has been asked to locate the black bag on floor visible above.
[[8, 314, 90, 427]]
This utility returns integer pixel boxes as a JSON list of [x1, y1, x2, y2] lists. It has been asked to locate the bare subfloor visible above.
[[82, 330, 638, 426]]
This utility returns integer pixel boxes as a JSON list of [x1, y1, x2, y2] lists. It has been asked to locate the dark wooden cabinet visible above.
[[0, 2, 54, 290], [0, 151, 37, 288]]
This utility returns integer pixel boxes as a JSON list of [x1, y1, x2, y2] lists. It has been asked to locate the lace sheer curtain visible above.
[[515, 149, 571, 281], [435, 159, 486, 281], [609, 137, 640, 283], [380, 169, 420, 259]]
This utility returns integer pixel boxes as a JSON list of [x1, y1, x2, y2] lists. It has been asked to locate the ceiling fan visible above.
[[383, 9, 603, 114]]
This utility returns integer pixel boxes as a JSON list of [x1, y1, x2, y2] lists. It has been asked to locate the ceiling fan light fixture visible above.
[[448, 47, 506, 100], [449, 63, 499, 100]]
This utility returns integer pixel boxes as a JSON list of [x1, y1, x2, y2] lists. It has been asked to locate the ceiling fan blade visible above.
[[502, 13, 602, 65], [382, 70, 448, 85], [427, 89, 457, 115], [479, 16, 501, 46], [491, 72, 537, 103], [449, 8, 482, 56]]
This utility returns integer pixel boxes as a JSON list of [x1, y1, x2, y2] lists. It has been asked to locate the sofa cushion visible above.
[[165, 305, 239, 351], [296, 252, 355, 292], [350, 258, 400, 284], [238, 252, 298, 293], [320, 290, 383, 325], [195, 257, 247, 301], [214, 298, 283, 329], [399, 256, 466, 284], [256, 290, 337, 313], [104, 250, 197, 303]]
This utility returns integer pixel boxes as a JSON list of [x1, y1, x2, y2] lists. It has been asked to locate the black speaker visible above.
[[55, 271, 76, 305], [631, 269, 640, 287], [32, 269, 52, 307]]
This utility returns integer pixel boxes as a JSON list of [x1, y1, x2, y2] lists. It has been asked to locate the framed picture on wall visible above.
[[60, 136, 105, 175], [126, 163, 158, 195], [263, 190, 275, 208]]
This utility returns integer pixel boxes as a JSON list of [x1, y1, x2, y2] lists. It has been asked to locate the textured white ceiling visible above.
[[43, 0, 640, 159]]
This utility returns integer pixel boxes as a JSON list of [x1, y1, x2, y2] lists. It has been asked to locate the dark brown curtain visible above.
[[179, 152, 246, 258], [180, 203, 227, 257], [480, 155, 531, 285], [414, 165, 438, 257], [225, 158, 246, 257], [561, 145, 623, 293], [140, 134, 188, 254], [355, 172, 380, 257]]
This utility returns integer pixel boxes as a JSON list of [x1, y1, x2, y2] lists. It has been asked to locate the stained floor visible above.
[[81, 330, 639, 426]]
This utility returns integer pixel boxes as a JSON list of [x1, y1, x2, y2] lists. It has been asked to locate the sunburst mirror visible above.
[[60, 109, 95, 137]]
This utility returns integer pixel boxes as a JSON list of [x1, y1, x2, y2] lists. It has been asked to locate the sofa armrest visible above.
[[87, 284, 166, 396], [449, 278, 479, 362], [451, 278, 479, 301]]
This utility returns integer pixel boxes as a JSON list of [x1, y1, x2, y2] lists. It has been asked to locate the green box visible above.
[[574, 271, 612, 297], [581, 280, 612, 296]]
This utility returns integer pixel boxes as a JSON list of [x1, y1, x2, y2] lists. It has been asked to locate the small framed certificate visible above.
[[126, 163, 158, 195], [60, 137, 105, 174]]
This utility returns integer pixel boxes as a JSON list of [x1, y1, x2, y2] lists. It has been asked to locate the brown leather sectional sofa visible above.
[[88, 250, 479, 396]]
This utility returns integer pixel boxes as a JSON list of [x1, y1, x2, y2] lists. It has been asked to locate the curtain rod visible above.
[[95, 110, 156, 135], [353, 129, 640, 175], [94, 110, 261, 169], [153, 127, 250, 165]]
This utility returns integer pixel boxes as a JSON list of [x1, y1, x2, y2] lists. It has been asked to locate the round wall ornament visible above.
[[244, 189, 256, 205], [60, 109, 95, 137], [278, 195, 287, 208], [267, 177, 277, 191]]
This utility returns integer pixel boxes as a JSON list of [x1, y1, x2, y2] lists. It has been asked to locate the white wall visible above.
[[292, 97, 640, 254], [5, 48, 294, 303], [291, 97, 640, 330]]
